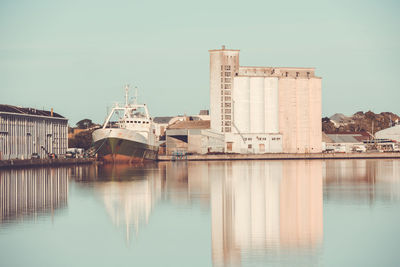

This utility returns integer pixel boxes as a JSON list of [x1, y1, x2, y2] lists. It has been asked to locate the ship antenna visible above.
[[134, 86, 138, 105], [125, 84, 130, 107]]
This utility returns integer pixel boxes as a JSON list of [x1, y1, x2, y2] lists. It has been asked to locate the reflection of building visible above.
[[0, 168, 68, 223], [323, 159, 400, 203], [208, 161, 323, 266], [0, 104, 68, 160], [72, 161, 323, 264]]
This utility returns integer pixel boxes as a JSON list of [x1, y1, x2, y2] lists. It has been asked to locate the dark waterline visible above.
[[0, 159, 399, 267]]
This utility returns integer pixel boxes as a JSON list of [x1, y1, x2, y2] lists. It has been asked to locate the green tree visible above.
[[76, 119, 94, 129]]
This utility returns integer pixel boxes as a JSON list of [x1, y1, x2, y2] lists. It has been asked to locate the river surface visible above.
[[0, 159, 400, 267]]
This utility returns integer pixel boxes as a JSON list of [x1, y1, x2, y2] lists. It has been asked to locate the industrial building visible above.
[[375, 124, 400, 143], [165, 120, 224, 155], [209, 46, 322, 153], [0, 105, 68, 160]]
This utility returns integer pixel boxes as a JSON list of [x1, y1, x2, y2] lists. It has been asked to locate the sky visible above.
[[0, 0, 399, 125]]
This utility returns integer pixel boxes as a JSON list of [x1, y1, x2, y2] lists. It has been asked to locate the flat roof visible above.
[[209, 49, 240, 52], [240, 66, 315, 70]]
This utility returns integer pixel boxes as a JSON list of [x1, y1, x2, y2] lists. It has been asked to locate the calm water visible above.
[[1, 159, 400, 267]]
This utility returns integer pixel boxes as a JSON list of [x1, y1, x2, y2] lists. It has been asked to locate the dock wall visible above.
[[158, 152, 400, 161], [0, 158, 95, 169]]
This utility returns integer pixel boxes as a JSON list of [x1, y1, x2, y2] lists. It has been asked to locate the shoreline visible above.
[[0, 158, 96, 169], [1, 152, 400, 169], [157, 152, 400, 161]]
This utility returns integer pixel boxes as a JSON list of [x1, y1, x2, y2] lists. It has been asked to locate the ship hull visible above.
[[93, 129, 158, 163]]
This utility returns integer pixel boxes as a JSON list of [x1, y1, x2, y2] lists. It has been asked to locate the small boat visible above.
[[92, 85, 159, 163]]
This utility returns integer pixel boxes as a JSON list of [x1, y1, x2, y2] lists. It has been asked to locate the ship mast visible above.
[[134, 86, 138, 105], [125, 84, 130, 107]]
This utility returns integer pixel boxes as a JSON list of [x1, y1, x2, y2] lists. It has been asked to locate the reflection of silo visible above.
[[232, 162, 251, 248], [280, 160, 323, 247], [209, 160, 323, 266], [264, 161, 282, 245], [249, 77, 265, 133], [233, 77, 250, 133], [264, 77, 279, 133]]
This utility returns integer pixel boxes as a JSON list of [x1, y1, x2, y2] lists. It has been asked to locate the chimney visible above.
[[51, 108, 53, 117]]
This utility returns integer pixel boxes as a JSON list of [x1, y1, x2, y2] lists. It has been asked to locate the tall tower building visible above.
[[209, 46, 239, 133], [209, 46, 322, 154]]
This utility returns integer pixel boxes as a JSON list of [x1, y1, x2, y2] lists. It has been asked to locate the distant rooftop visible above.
[[153, 116, 174, 124], [168, 120, 210, 129], [0, 104, 65, 118], [326, 132, 371, 143], [199, 110, 209, 115]]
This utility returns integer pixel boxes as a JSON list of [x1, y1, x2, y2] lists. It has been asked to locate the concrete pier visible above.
[[157, 152, 400, 161], [0, 158, 95, 169]]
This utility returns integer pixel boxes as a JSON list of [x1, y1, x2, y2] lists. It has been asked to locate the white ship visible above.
[[92, 86, 159, 163]]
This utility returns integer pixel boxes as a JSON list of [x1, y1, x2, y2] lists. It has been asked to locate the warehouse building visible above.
[[0, 104, 68, 160], [209, 46, 322, 153], [165, 120, 224, 155], [375, 125, 400, 143]]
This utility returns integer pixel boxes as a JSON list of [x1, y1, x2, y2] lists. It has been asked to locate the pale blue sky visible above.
[[1, 0, 399, 125]]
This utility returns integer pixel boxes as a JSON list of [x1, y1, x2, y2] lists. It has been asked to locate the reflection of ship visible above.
[[92, 86, 159, 163], [74, 164, 163, 243], [0, 168, 68, 223]]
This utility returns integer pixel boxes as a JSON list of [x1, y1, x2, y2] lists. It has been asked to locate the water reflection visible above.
[[70, 161, 324, 266], [72, 163, 163, 243], [208, 161, 323, 266], [0, 168, 68, 224], [323, 160, 400, 204]]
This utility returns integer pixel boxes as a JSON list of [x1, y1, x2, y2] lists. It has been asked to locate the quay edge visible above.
[[157, 152, 400, 161], [0, 158, 96, 169]]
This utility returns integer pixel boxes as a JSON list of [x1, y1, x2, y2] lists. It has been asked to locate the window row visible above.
[[220, 78, 232, 83], [126, 120, 149, 124], [221, 102, 231, 107]]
